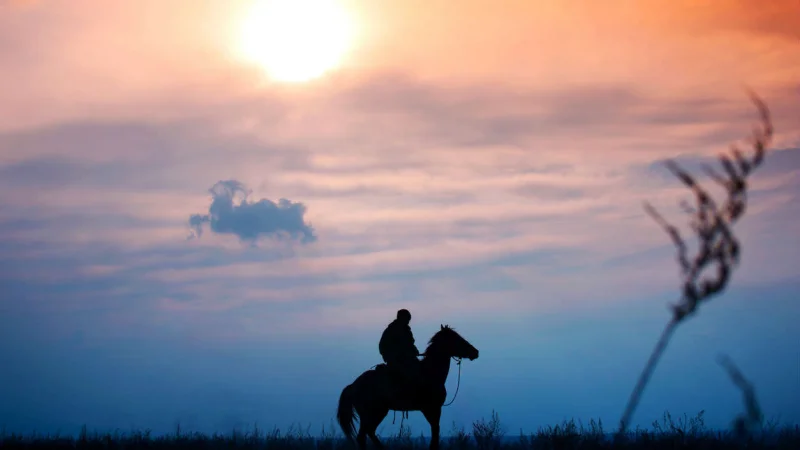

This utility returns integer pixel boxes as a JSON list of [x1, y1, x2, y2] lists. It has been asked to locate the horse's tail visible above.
[[337, 383, 357, 442]]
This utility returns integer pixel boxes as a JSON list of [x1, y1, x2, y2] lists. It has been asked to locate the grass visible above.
[[1, 411, 799, 449]]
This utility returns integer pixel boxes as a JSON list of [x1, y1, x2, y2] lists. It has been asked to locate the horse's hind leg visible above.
[[365, 407, 389, 449], [355, 405, 381, 450], [367, 430, 385, 450], [356, 428, 368, 450]]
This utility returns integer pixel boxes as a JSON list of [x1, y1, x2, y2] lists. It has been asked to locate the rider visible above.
[[379, 309, 423, 387]]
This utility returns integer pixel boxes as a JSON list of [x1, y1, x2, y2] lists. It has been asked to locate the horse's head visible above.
[[426, 324, 479, 361]]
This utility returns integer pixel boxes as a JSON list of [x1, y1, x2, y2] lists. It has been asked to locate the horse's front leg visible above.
[[421, 406, 442, 450]]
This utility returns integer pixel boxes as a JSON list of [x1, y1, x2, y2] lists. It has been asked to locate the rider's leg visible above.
[[401, 355, 424, 386], [385, 355, 402, 376]]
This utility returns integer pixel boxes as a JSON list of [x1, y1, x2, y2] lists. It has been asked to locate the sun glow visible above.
[[236, 0, 356, 83]]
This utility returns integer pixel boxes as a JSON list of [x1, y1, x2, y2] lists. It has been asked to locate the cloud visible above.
[[188, 180, 316, 245]]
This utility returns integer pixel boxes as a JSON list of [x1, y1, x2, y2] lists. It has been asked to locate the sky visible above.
[[1, 0, 799, 438]]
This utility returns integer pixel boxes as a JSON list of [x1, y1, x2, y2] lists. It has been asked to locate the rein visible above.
[[416, 352, 463, 407], [442, 356, 462, 407]]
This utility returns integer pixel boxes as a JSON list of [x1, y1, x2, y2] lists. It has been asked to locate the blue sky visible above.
[[1, 0, 799, 438]]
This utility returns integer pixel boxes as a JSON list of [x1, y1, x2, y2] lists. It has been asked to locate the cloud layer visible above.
[[189, 180, 316, 244], [1, 0, 799, 438]]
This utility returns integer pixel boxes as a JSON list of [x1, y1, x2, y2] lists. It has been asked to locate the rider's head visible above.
[[397, 309, 411, 324]]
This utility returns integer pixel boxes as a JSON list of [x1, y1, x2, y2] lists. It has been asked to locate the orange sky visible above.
[[1, 0, 798, 131], [0, 0, 798, 324]]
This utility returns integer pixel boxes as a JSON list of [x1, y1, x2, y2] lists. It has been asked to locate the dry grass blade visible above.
[[616, 92, 773, 437], [717, 354, 763, 438]]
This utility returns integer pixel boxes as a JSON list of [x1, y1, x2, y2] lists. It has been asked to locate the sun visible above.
[[235, 0, 356, 83]]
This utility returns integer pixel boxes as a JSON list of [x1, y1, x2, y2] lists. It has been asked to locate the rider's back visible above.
[[379, 319, 414, 360]]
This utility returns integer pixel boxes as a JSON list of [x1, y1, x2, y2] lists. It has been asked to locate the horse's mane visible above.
[[424, 324, 458, 354]]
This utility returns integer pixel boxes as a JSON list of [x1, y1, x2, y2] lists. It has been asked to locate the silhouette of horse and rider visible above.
[[337, 309, 480, 450]]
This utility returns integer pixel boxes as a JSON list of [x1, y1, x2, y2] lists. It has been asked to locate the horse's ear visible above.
[[440, 324, 444, 329]]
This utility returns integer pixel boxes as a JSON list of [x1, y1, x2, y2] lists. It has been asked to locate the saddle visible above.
[[375, 363, 400, 378], [375, 363, 424, 391], [375, 363, 425, 409]]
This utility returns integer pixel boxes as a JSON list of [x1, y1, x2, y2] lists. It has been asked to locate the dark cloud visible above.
[[0, 120, 314, 193], [188, 180, 316, 244], [691, 0, 800, 41], [332, 75, 644, 146], [511, 183, 587, 201], [321, 73, 800, 153], [642, 147, 800, 185]]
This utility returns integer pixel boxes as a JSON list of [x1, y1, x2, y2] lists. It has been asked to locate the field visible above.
[[2, 411, 799, 450]]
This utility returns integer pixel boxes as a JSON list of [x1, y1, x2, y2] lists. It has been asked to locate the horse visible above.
[[337, 324, 479, 450]]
